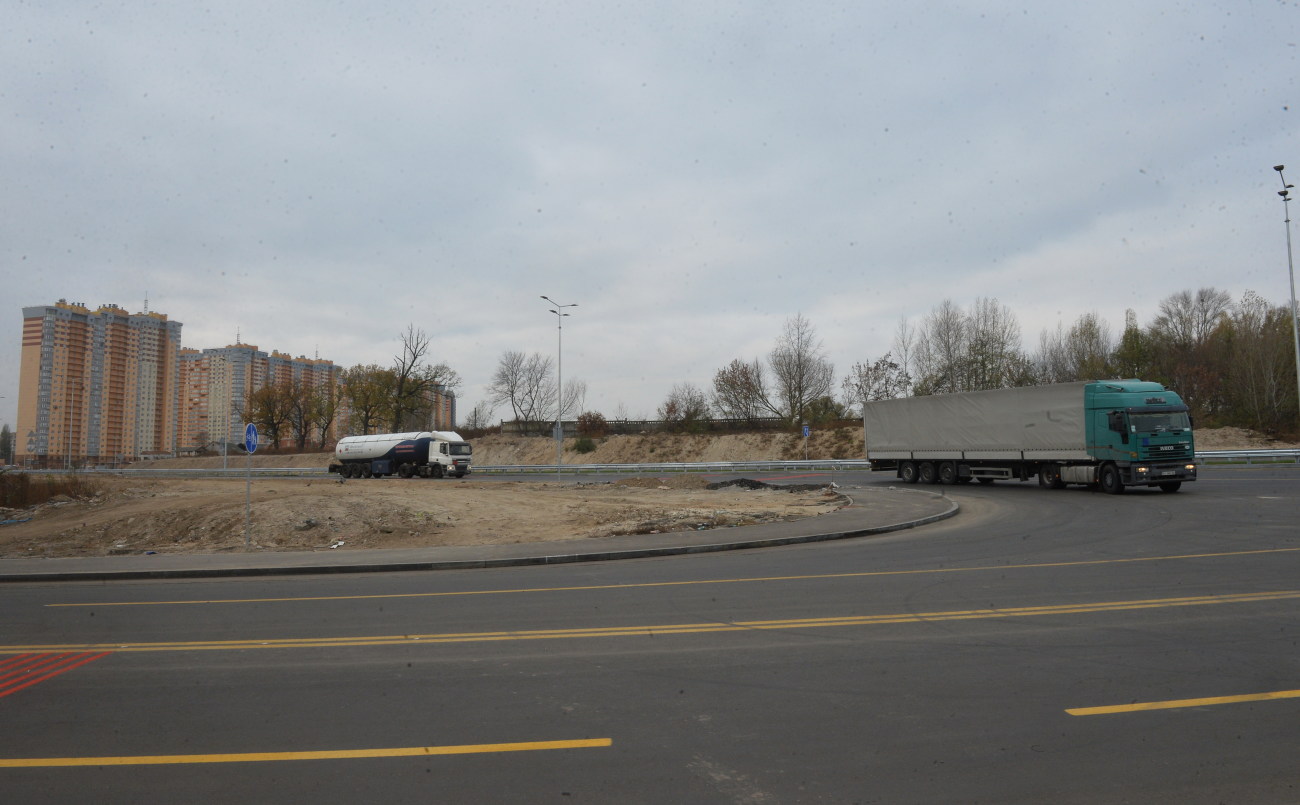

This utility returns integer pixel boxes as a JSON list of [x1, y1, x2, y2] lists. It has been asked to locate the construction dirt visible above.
[[0, 475, 847, 559], [0, 426, 1289, 559]]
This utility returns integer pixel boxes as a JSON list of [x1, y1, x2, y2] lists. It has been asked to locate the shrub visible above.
[[572, 436, 598, 454], [577, 411, 609, 438]]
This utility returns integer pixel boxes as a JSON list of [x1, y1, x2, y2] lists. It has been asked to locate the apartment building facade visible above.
[[15, 301, 458, 464], [177, 344, 340, 452], [16, 300, 183, 467]]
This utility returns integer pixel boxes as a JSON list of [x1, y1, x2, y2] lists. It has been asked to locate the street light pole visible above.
[[1274, 165, 1300, 430], [541, 296, 577, 478]]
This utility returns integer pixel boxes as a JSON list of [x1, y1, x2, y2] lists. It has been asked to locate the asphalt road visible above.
[[1, 466, 1297, 804]]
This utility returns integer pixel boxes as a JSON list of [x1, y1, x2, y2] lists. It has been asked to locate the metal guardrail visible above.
[[11, 449, 1297, 477], [1194, 449, 1300, 465]]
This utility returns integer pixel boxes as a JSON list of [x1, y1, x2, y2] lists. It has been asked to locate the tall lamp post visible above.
[[1274, 165, 1300, 429], [541, 295, 577, 477]]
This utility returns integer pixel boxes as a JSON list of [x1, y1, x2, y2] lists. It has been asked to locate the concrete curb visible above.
[[0, 487, 958, 583]]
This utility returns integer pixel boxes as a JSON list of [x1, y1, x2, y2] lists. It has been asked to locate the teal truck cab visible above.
[[1083, 381, 1196, 493], [864, 380, 1197, 494]]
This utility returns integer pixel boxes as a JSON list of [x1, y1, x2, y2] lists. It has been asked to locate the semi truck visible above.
[[864, 380, 1197, 494], [328, 431, 472, 479]]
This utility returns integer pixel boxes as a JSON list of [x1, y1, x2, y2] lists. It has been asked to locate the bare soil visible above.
[[0, 475, 845, 559], [0, 426, 1288, 560]]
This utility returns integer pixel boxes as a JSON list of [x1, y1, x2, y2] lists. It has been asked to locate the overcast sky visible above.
[[3, 1, 1297, 430]]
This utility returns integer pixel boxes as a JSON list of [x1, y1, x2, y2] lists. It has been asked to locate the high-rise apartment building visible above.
[[14, 300, 463, 463], [16, 300, 182, 467], [177, 344, 340, 452]]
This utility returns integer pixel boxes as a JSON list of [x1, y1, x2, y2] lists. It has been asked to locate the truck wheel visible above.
[[918, 462, 938, 484], [397, 463, 413, 479], [431, 463, 444, 479], [1038, 466, 1065, 490], [1158, 481, 1182, 493], [900, 461, 919, 484], [938, 462, 957, 485], [1099, 463, 1124, 495]]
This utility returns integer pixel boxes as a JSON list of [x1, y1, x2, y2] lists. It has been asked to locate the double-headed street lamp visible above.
[[541, 295, 577, 476], [1274, 165, 1300, 429]]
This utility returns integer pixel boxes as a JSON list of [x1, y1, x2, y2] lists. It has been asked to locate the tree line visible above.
[[234, 325, 461, 451], [483, 288, 1297, 438]]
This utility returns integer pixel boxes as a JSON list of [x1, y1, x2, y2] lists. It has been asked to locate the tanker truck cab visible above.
[[1086, 381, 1196, 493], [430, 431, 472, 478]]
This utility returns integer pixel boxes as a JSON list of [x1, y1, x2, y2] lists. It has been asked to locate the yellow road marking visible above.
[[1067, 689, 1300, 716], [48, 546, 1300, 608], [0, 738, 612, 768], [7, 590, 1298, 655]]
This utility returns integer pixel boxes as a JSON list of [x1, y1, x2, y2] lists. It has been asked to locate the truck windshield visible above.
[[1130, 411, 1191, 433], [449, 443, 471, 456]]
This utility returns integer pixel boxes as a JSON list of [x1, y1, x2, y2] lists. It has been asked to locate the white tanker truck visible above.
[[328, 431, 472, 479]]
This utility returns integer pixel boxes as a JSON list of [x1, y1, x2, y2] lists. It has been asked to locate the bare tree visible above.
[[769, 313, 835, 423], [906, 298, 1031, 394], [966, 297, 1028, 390], [311, 381, 338, 448], [559, 377, 587, 423], [388, 325, 462, 432], [910, 299, 967, 394], [658, 382, 712, 431], [487, 350, 555, 434], [1037, 312, 1114, 383], [1150, 287, 1232, 349], [712, 358, 777, 422], [841, 352, 912, 414], [285, 379, 315, 451], [464, 399, 498, 431]]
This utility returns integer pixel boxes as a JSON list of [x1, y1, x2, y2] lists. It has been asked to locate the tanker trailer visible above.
[[328, 431, 472, 479]]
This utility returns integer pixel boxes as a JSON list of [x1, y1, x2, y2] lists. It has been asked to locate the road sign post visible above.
[[244, 423, 258, 551]]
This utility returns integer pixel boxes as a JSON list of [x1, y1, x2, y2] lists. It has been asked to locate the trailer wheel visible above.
[[362, 464, 373, 479], [899, 461, 919, 484], [918, 462, 938, 484], [938, 462, 957, 485], [1158, 481, 1182, 493], [346, 464, 359, 479], [1099, 463, 1125, 495]]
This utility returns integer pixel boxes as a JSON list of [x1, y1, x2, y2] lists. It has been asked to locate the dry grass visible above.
[[0, 471, 102, 510]]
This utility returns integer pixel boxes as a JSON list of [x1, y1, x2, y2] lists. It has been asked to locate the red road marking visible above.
[[0, 652, 111, 699]]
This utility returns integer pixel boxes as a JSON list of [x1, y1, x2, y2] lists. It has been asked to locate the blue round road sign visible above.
[[244, 423, 259, 453]]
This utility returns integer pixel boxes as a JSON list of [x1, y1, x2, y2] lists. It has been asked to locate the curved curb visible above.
[[0, 490, 959, 583]]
